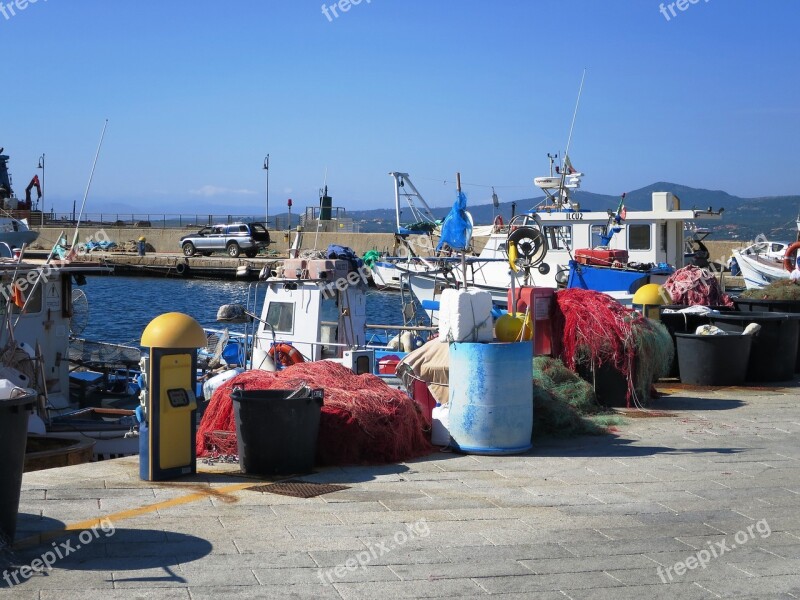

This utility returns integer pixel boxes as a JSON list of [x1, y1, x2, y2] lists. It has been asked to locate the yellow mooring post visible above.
[[139, 312, 207, 481]]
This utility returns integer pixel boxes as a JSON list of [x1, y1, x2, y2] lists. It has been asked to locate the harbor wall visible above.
[[32, 227, 490, 256], [33, 226, 741, 261]]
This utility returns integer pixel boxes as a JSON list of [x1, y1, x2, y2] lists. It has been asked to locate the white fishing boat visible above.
[[732, 219, 800, 289], [394, 157, 723, 320], [0, 256, 142, 459]]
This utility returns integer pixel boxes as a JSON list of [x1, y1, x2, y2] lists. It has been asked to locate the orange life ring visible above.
[[493, 215, 504, 231], [268, 343, 305, 367], [783, 242, 800, 272]]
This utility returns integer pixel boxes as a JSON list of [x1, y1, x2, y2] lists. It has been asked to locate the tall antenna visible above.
[[564, 69, 586, 160]]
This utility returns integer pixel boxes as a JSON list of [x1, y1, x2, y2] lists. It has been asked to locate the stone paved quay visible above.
[[3, 382, 800, 599]]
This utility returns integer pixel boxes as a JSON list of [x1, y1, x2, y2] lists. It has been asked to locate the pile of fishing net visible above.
[[196, 361, 432, 466], [741, 279, 800, 300], [553, 288, 674, 407], [531, 356, 610, 436], [662, 265, 733, 306]]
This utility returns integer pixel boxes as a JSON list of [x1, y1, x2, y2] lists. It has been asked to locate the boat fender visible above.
[[16, 341, 35, 359], [27, 413, 46, 434], [400, 331, 413, 352], [203, 367, 245, 401], [507, 241, 519, 272], [268, 343, 305, 367], [252, 346, 277, 372], [783, 241, 800, 272], [175, 262, 189, 276], [493, 215, 504, 232], [387, 334, 400, 350]]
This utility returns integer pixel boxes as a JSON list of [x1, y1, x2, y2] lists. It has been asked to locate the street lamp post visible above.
[[264, 154, 269, 229], [37, 154, 44, 218]]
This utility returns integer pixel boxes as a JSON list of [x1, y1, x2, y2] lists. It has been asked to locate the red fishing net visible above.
[[553, 288, 648, 407], [662, 266, 733, 306], [196, 361, 433, 466]]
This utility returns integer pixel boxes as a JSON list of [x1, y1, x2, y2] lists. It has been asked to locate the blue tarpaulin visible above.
[[436, 191, 472, 252]]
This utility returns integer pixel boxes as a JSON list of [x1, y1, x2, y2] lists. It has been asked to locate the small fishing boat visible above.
[[732, 219, 800, 289]]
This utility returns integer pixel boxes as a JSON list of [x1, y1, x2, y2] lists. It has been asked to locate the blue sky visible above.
[[2, 0, 798, 218]]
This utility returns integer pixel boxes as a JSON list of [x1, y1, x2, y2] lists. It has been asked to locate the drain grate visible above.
[[617, 410, 677, 418], [249, 480, 349, 498]]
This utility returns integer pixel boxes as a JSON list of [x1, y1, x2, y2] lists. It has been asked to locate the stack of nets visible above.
[[532, 356, 609, 436], [553, 288, 674, 407], [662, 265, 733, 306], [741, 279, 800, 300], [196, 361, 432, 466]]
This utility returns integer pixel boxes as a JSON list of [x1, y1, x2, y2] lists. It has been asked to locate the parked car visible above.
[[180, 222, 271, 258]]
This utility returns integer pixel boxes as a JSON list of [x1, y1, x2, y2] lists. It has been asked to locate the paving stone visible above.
[[390, 559, 531, 581], [333, 577, 483, 599], [474, 570, 622, 593], [41, 590, 191, 600], [188, 584, 343, 599]]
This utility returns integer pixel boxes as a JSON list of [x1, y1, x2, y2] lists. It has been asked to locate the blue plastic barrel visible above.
[[448, 342, 533, 455]]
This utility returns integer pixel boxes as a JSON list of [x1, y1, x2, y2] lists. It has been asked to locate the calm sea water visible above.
[[80, 275, 408, 346]]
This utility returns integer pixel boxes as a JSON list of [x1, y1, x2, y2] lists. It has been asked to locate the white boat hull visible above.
[[733, 249, 789, 289]]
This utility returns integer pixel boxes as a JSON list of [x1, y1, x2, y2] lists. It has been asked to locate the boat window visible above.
[[265, 301, 294, 333], [591, 225, 606, 248], [544, 226, 572, 250], [660, 223, 668, 253], [628, 224, 651, 251]]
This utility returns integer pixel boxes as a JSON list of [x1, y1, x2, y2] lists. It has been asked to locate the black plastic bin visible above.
[[0, 392, 36, 546], [709, 312, 800, 382], [577, 362, 644, 408], [734, 298, 800, 314], [734, 297, 800, 372], [659, 305, 735, 377], [675, 333, 752, 386], [232, 388, 323, 475]]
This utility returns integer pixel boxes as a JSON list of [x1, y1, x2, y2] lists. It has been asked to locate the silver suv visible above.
[[180, 222, 271, 258]]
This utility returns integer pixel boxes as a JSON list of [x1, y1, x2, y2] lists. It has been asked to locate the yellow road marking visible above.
[[14, 481, 255, 551]]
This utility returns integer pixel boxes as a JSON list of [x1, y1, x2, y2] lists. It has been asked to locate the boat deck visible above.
[[5, 380, 800, 598]]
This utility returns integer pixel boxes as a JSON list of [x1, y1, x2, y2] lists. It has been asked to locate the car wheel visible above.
[[182, 242, 195, 257], [227, 242, 241, 258], [245, 249, 258, 258]]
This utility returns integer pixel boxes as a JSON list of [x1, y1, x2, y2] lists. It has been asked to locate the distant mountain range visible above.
[[268, 183, 799, 241]]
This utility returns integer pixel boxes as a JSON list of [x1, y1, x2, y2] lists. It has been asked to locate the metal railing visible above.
[[35, 212, 276, 229]]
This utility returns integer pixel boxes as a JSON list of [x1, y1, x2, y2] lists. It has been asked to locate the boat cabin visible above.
[[249, 259, 368, 368]]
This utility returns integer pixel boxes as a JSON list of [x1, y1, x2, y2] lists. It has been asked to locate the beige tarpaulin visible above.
[[396, 339, 450, 405]]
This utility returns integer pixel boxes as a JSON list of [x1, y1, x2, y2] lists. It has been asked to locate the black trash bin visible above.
[[0, 392, 36, 546], [659, 305, 735, 377], [232, 388, 323, 475], [709, 312, 800, 382], [734, 298, 800, 372], [675, 333, 752, 386]]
